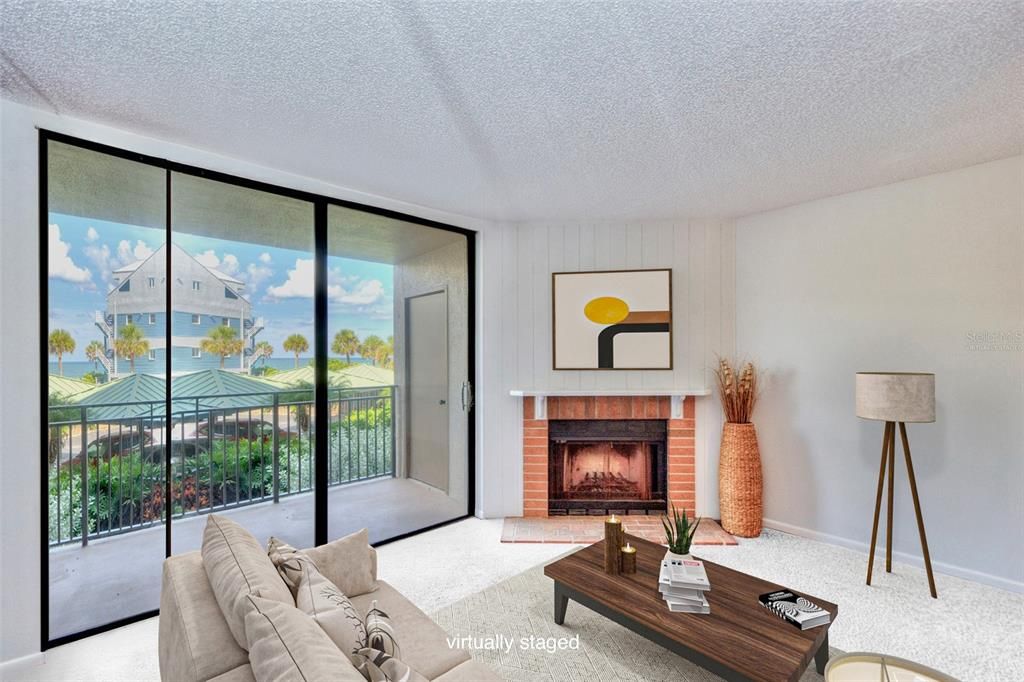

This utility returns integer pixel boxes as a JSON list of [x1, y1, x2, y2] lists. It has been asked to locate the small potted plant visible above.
[[662, 503, 701, 560]]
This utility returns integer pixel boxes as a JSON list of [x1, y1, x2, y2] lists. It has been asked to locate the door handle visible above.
[[439, 399, 447, 405]]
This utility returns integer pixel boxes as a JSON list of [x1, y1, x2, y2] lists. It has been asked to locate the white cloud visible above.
[[117, 239, 153, 264], [194, 249, 220, 269], [336, 279, 385, 305], [266, 258, 326, 299], [221, 254, 240, 275], [259, 252, 272, 264], [84, 243, 113, 283], [244, 263, 273, 290], [48, 224, 93, 285], [266, 260, 386, 305], [85, 226, 99, 242]]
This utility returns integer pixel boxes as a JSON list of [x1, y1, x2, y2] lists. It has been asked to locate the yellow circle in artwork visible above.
[[584, 296, 630, 324]]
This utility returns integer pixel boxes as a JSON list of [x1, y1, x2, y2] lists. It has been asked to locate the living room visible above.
[[1, 2, 1021, 681]]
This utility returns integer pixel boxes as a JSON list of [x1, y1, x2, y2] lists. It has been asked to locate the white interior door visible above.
[[406, 291, 449, 491]]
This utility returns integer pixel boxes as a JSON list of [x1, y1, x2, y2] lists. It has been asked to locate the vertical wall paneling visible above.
[[486, 220, 735, 517]]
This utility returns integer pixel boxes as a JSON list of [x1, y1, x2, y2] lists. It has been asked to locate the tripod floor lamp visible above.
[[856, 372, 937, 598]]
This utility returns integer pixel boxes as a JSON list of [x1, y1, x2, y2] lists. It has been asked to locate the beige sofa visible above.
[[159, 543, 499, 681]]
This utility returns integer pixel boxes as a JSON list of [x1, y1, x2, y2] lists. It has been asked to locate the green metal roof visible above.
[[65, 367, 390, 421], [267, 365, 393, 389], [47, 374, 96, 400], [71, 373, 167, 420]]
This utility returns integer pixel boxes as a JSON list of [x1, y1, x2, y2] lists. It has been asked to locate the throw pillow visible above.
[[302, 528, 377, 597], [266, 536, 305, 597], [201, 515, 293, 650], [352, 648, 428, 682], [244, 594, 363, 682], [292, 556, 368, 662], [363, 599, 398, 657]]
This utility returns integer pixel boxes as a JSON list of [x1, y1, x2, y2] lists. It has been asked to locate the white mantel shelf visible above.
[[509, 389, 711, 397]]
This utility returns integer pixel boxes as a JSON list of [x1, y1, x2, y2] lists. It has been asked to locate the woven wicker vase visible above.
[[719, 422, 763, 537]]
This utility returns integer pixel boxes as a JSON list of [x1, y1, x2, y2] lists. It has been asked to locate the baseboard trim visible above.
[[0, 652, 45, 676], [762, 518, 1024, 595]]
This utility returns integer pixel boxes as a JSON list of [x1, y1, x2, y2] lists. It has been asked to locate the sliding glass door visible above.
[[44, 140, 169, 640], [168, 173, 317, 555], [326, 206, 471, 542], [42, 132, 474, 646]]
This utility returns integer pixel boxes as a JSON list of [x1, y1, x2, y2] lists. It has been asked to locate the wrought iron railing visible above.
[[47, 386, 395, 546]]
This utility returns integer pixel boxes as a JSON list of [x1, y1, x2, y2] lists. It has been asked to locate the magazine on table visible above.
[[659, 556, 711, 590], [759, 590, 831, 630], [664, 590, 710, 614]]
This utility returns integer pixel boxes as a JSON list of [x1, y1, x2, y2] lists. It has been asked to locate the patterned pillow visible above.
[[266, 536, 305, 596], [364, 599, 399, 657], [289, 551, 368, 663], [352, 647, 428, 682]]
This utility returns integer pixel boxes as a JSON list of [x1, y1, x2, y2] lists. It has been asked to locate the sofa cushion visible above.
[[432, 659, 504, 682], [202, 515, 294, 649], [244, 595, 364, 682], [208, 664, 256, 682], [302, 528, 377, 597], [349, 581, 470, 680], [266, 537, 306, 597], [293, 554, 368, 662], [160, 551, 250, 682]]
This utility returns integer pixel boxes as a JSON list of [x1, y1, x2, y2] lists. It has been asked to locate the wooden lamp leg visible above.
[[899, 422, 938, 598], [886, 421, 895, 573], [866, 422, 892, 586]]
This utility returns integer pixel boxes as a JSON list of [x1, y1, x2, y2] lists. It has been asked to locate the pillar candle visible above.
[[604, 514, 623, 574], [621, 542, 637, 574]]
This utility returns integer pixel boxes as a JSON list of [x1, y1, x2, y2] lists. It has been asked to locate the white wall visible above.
[[475, 221, 737, 519], [0, 98, 502, 665], [735, 156, 1024, 590]]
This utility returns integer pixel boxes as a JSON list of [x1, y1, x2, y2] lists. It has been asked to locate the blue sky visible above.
[[48, 213, 394, 360]]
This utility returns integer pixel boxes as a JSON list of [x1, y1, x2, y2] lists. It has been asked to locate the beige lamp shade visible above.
[[855, 372, 935, 423]]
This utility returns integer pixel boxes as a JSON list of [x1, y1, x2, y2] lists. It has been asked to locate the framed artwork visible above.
[[552, 268, 672, 370]]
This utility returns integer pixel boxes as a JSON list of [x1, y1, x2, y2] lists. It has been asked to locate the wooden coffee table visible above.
[[544, 534, 837, 682]]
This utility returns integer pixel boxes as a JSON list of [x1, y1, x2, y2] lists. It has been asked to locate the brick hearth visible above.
[[522, 395, 696, 518]]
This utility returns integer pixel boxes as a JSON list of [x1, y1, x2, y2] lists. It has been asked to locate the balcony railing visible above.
[[47, 386, 395, 546]]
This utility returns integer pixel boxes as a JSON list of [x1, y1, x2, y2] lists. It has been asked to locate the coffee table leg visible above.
[[815, 632, 829, 675], [554, 583, 569, 625]]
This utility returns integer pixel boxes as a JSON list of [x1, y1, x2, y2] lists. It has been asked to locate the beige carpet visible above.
[[501, 516, 737, 545], [431, 560, 835, 681]]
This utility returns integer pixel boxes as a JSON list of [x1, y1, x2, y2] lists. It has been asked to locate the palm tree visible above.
[[48, 329, 76, 376], [85, 340, 105, 371], [253, 341, 274, 366], [283, 333, 309, 369], [374, 335, 395, 369], [359, 335, 384, 367], [114, 322, 149, 374], [200, 326, 245, 369], [331, 329, 360, 365], [376, 333, 391, 366]]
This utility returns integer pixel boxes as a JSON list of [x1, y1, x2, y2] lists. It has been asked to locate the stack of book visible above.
[[658, 554, 711, 614]]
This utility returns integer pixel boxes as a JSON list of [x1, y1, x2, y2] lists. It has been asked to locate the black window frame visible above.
[[39, 129, 477, 649]]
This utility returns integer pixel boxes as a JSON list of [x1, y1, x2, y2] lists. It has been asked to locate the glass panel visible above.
[[327, 205, 469, 543], [169, 174, 316, 555], [45, 141, 168, 638]]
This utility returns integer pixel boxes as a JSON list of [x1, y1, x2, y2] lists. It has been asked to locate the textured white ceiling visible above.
[[2, 1, 1022, 223]]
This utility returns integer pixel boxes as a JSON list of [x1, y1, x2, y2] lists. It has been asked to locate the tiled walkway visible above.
[[501, 515, 737, 545]]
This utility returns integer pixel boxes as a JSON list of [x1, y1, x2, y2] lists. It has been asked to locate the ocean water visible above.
[[49, 356, 372, 379]]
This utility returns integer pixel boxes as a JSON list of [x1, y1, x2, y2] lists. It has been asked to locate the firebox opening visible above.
[[547, 419, 667, 515]]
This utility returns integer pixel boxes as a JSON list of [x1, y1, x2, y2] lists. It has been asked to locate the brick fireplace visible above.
[[522, 395, 696, 518]]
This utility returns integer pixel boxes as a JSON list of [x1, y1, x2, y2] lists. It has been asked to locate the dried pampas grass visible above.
[[714, 358, 759, 424]]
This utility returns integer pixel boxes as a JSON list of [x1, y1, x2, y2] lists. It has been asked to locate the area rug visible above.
[[431, 560, 835, 681], [501, 516, 738, 545]]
